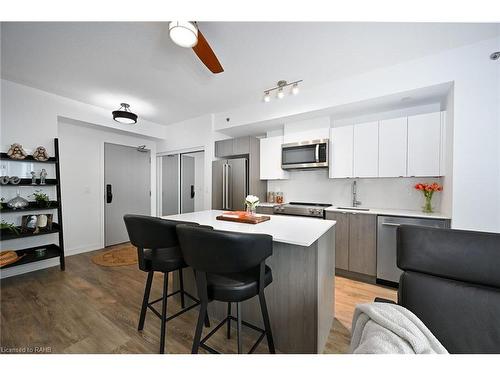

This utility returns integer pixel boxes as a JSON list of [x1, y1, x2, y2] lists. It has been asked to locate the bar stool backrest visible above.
[[123, 214, 195, 271], [176, 224, 273, 274]]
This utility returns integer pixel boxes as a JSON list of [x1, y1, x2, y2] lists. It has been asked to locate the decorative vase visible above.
[[7, 193, 29, 210], [246, 205, 256, 216], [423, 195, 433, 213]]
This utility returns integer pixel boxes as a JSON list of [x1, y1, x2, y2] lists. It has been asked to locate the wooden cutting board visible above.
[[216, 211, 271, 224]]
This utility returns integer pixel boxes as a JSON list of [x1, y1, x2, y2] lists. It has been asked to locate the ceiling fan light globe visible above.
[[169, 21, 198, 48]]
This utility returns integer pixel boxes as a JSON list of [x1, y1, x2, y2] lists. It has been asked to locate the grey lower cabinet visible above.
[[325, 211, 377, 277]]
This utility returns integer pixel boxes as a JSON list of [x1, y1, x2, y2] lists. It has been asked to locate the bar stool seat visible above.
[[207, 265, 273, 302], [143, 247, 187, 272]]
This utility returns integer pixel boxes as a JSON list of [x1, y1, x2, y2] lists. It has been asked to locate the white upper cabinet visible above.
[[329, 125, 354, 178], [353, 121, 379, 177], [260, 136, 289, 180], [407, 112, 442, 177], [378, 117, 408, 177]]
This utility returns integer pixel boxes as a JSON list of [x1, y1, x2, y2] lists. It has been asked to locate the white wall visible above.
[[58, 119, 157, 255], [214, 37, 500, 233], [0, 80, 164, 278]]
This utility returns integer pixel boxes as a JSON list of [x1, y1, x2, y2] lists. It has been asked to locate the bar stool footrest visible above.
[[199, 315, 266, 354], [146, 289, 201, 322]]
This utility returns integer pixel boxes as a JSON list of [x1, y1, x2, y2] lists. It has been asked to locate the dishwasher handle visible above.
[[381, 222, 401, 227]]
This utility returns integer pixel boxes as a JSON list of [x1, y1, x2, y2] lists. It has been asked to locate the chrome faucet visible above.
[[352, 180, 362, 208]]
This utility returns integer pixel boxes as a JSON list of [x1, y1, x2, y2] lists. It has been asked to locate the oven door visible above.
[[281, 140, 328, 169]]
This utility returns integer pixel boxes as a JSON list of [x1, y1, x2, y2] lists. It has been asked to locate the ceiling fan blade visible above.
[[192, 30, 224, 74]]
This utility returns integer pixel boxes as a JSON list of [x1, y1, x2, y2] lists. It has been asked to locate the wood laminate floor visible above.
[[0, 243, 396, 354]]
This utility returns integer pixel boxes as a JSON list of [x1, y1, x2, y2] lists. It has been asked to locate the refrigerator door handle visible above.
[[226, 163, 231, 210], [222, 163, 226, 210]]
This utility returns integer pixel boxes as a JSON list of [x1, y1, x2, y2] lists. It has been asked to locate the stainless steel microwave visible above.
[[281, 139, 329, 170]]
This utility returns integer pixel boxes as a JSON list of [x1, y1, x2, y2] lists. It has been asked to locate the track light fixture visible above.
[[263, 80, 302, 102]]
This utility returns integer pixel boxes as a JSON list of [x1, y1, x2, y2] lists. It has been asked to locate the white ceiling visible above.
[[1, 22, 499, 125]]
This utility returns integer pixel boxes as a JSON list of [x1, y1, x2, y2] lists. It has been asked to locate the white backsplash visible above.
[[267, 170, 444, 212]]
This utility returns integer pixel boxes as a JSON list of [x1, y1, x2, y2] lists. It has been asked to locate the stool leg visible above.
[[204, 310, 211, 328], [159, 272, 169, 354], [179, 268, 185, 308], [227, 302, 232, 339], [259, 291, 275, 354], [192, 301, 207, 354], [236, 302, 242, 354], [138, 271, 154, 331]]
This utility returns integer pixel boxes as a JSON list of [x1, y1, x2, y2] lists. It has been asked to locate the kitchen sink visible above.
[[336, 206, 370, 211]]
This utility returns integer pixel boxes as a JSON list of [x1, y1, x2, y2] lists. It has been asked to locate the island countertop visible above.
[[162, 210, 336, 247]]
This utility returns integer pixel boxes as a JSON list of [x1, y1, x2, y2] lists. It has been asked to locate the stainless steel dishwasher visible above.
[[377, 216, 450, 285]]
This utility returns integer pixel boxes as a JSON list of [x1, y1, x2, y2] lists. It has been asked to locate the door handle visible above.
[[382, 222, 400, 227], [106, 184, 113, 203], [315, 144, 320, 162], [190, 185, 195, 199]]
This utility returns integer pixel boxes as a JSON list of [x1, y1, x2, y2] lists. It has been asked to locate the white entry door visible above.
[[104, 143, 151, 246]]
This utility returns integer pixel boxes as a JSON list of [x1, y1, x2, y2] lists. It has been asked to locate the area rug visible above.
[[91, 246, 138, 267]]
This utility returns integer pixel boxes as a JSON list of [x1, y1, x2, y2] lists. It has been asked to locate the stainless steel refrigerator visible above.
[[212, 158, 248, 211]]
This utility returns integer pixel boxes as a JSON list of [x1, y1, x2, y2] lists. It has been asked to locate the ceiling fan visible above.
[[169, 21, 224, 74]]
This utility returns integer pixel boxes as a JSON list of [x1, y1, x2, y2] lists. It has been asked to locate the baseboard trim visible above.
[[335, 268, 377, 285]]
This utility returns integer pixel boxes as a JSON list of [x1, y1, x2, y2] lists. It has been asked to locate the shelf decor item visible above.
[[0, 251, 26, 268], [0, 176, 9, 185], [0, 220, 20, 236], [30, 190, 50, 208], [245, 194, 260, 216], [40, 169, 47, 185], [30, 171, 37, 185], [21, 214, 53, 234], [6, 192, 29, 210], [32, 146, 50, 161], [7, 143, 28, 160], [9, 176, 20, 185], [415, 182, 443, 213]]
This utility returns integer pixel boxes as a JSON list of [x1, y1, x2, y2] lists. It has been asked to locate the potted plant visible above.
[[0, 220, 20, 236], [415, 182, 442, 213], [30, 190, 50, 208], [245, 195, 260, 216]]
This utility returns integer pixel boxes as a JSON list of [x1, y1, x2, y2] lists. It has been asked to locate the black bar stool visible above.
[[176, 224, 275, 354], [123, 214, 209, 354]]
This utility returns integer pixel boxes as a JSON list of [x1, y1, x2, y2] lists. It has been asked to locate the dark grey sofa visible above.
[[395, 225, 500, 354]]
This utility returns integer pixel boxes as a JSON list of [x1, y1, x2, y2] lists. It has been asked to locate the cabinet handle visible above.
[[382, 222, 400, 227]]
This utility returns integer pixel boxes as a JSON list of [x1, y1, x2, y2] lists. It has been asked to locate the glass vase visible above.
[[423, 195, 433, 213], [246, 205, 256, 216]]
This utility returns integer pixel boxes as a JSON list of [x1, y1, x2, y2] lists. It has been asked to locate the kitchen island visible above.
[[162, 210, 336, 354]]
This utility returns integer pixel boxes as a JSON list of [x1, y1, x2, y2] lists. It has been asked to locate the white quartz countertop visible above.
[[162, 210, 336, 247], [324, 206, 450, 220]]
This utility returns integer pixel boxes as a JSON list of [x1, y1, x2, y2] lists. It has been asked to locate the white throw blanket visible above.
[[350, 302, 448, 354]]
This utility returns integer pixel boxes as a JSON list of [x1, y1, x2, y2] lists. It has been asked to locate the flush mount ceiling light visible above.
[[169, 21, 198, 48], [112, 103, 138, 124], [263, 80, 303, 103]]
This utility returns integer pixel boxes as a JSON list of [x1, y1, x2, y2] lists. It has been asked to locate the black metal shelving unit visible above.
[[1, 138, 65, 271]]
